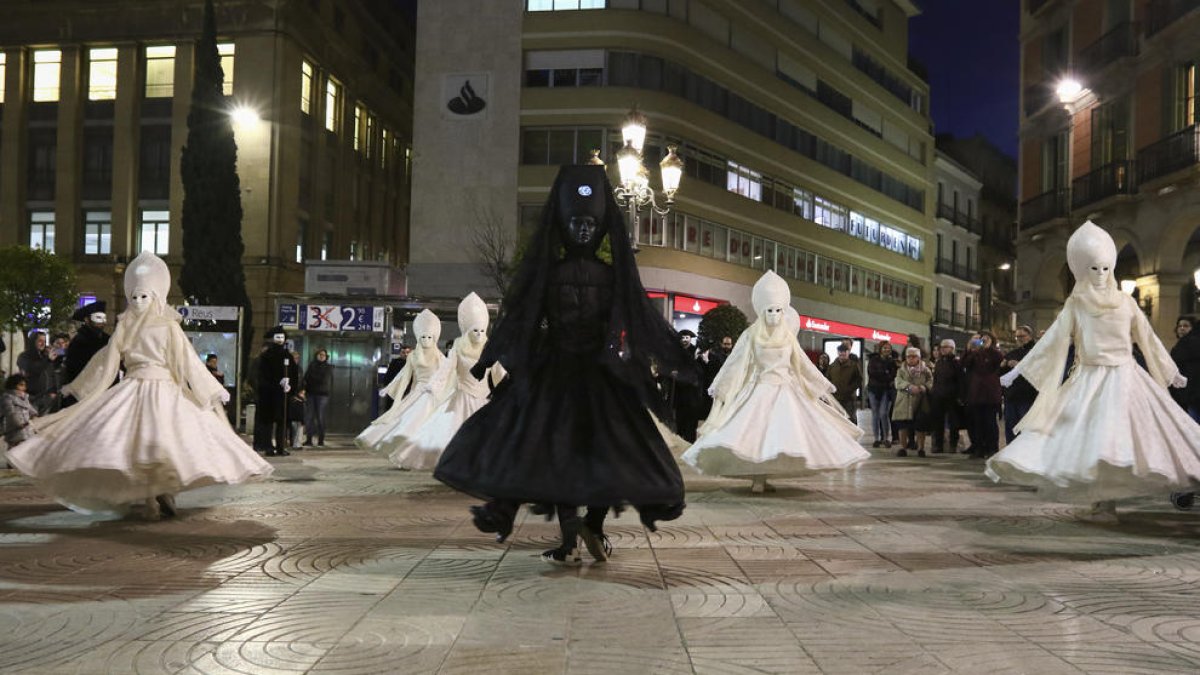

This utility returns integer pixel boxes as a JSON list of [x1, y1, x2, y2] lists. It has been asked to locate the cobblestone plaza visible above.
[[1, 441, 1199, 674]]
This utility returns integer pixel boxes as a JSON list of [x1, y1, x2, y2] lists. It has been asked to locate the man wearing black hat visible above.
[[61, 302, 111, 407], [667, 329, 704, 441], [256, 326, 300, 457]]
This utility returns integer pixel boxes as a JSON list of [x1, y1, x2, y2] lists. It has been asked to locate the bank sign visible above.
[[278, 304, 385, 333], [797, 314, 904, 344]]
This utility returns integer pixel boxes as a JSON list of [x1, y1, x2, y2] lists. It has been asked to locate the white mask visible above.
[[417, 334, 437, 349], [469, 327, 487, 345], [129, 290, 153, 314], [272, 334, 286, 345], [1087, 262, 1110, 290], [763, 305, 784, 327], [89, 312, 107, 326]]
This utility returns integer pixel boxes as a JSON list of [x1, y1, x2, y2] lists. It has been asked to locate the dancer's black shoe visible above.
[[579, 524, 611, 562], [540, 546, 581, 566], [469, 503, 514, 543]]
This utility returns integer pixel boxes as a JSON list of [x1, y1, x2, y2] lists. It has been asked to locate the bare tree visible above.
[[469, 203, 518, 299]]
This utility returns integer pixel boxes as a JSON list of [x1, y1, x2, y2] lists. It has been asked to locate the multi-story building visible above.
[[1017, 0, 1200, 339], [937, 133, 1019, 341], [410, 0, 935, 351], [0, 0, 414, 334], [930, 151, 983, 347]]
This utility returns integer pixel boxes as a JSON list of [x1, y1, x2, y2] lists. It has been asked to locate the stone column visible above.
[[111, 44, 140, 259], [0, 49, 28, 244], [1139, 272, 1189, 342], [54, 46, 82, 258]]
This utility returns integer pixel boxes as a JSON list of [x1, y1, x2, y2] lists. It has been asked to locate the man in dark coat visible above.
[[826, 345, 863, 421], [929, 339, 965, 453], [962, 331, 1004, 459], [63, 301, 110, 386], [17, 332, 61, 415], [667, 329, 705, 441], [1170, 317, 1200, 423], [1000, 325, 1038, 443], [380, 344, 411, 413], [256, 326, 300, 456]]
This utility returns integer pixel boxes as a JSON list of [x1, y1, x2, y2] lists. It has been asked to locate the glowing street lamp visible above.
[[230, 104, 261, 129], [610, 108, 683, 251]]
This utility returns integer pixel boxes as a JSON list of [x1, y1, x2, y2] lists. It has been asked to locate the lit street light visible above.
[[230, 104, 261, 129], [609, 108, 683, 250]]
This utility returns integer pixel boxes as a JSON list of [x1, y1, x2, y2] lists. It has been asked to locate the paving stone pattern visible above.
[[1, 438, 1200, 674]]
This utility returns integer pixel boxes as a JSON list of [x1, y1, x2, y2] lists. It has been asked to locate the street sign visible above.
[[179, 305, 240, 321], [278, 304, 385, 332]]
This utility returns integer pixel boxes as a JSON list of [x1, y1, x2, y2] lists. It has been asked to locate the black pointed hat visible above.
[[71, 300, 107, 321]]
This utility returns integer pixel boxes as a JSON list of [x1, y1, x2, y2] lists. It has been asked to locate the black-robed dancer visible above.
[[434, 165, 699, 565]]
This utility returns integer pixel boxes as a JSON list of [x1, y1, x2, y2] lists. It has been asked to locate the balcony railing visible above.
[[1019, 188, 1070, 229], [1078, 22, 1138, 71], [936, 308, 951, 324], [1072, 160, 1135, 208], [934, 309, 982, 330], [935, 258, 980, 284], [1147, 0, 1200, 37], [1136, 124, 1200, 184], [936, 203, 982, 233]]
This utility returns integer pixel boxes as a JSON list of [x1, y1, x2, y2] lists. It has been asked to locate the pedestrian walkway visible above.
[[0, 445, 1198, 673]]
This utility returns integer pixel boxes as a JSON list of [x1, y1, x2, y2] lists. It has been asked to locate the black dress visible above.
[[434, 254, 685, 508]]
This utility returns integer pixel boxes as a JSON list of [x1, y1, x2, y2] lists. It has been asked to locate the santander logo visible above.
[[804, 318, 831, 332], [872, 330, 892, 341]]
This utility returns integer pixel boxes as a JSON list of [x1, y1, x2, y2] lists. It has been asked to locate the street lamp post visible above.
[[609, 109, 683, 251]]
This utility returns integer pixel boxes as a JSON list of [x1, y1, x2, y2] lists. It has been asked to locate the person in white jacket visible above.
[[988, 221, 1200, 519], [7, 251, 273, 520], [681, 270, 868, 493]]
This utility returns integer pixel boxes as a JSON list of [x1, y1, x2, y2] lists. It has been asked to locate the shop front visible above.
[[794, 313, 909, 362]]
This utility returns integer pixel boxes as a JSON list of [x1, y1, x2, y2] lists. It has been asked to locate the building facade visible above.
[[410, 0, 936, 349], [1017, 0, 1200, 339], [930, 152, 983, 347], [0, 0, 414, 334]]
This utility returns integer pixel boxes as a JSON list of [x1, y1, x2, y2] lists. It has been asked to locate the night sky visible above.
[[908, 0, 1020, 160]]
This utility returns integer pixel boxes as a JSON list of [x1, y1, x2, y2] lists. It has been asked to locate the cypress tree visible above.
[[179, 0, 254, 367]]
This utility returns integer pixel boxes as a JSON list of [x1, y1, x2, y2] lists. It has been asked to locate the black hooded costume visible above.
[[64, 301, 110, 385], [434, 165, 697, 552], [256, 326, 300, 455]]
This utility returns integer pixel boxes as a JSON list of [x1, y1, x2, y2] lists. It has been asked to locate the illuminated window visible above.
[[320, 231, 332, 260], [140, 210, 170, 255], [325, 77, 341, 132], [527, 0, 605, 9], [301, 60, 314, 114], [218, 43, 235, 96], [381, 128, 390, 168], [295, 218, 307, 263], [33, 50, 62, 102], [87, 48, 118, 101], [29, 212, 56, 252], [353, 104, 364, 151], [0, 53, 7, 103], [365, 112, 375, 158], [84, 211, 113, 255], [725, 161, 762, 201], [145, 45, 176, 98]]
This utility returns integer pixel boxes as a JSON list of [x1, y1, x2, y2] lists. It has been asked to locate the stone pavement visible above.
[[1, 438, 1200, 674]]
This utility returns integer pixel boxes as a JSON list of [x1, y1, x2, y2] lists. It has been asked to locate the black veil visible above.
[[475, 165, 697, 417]]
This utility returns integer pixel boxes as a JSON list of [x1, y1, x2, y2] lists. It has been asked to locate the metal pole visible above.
[[235, 306, 244, 431]]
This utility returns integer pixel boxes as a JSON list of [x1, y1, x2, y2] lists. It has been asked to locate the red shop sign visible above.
[[796, 314, 904, 343], [673, 294, 723, 315]]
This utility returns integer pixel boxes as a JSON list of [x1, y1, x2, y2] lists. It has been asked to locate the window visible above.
[[1171, 63, 1197, 131], [29, 212, 55, 252], [1041, 131, 1068, 191], [325, 77, 341, 132], [381, 128, 390, 168], [33, 49, 62, 102], [366, 112, 375, 158], [140, 210, 169, 255], [88, 48, 118, 100], [218, 43, 235, 96], [353, 104, 364, 151], [0, 53, 6, 103], [813, 196, 847, 231], [792, 188, 813, 220], [145, 45, 176, 98], [84, 211, 112, 255], [320, 231, 332, 260], [521, 128, 605, 164], [301, 60, 315, 114], [295, 218, 307, 263], [726, 161, 762, 200], [527, 0, 605, 9], [349, 240, 359, 261], [1090, 96, 1130, 165], [83, 129, 114, 200]]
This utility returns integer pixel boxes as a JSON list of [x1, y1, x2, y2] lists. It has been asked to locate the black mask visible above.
[[555, 165, 607, 255]]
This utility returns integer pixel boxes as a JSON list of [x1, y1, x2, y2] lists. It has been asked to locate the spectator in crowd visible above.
[[380, 344, 412, 413], [1000, 325, 1038, 442], [64, 301, 109, 386], [840, 338, 860, 363], [892, 347, 933, 456], [962, 331, 1004, 459], [669, 330, 704, 441], [929, 338, 965, 453], [697, 335, 733, 414], [1, 374, 39, 459], [1170, 316, 1200, 423], [866, 341, 899, 447], [826, 345, 863, 421], [287, 350, 305, 449], [905, 333, 925, 359], [206, 354, 225, 385], [17, 332, 62, 415], [303, 349, 334, 446], [816, 352, 831, 377]]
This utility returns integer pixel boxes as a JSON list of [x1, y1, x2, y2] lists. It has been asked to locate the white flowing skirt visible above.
[[7, 378, 273, 513], [356, 387, 441, 455], [681, 380, 868, 477], [389, 389, 487, 470], [986, 361, 1200, 502]]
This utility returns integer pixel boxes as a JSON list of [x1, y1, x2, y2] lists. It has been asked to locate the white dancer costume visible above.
[[390, 294, 505, 470], [681, 270, 868, 478], [355, 309, 447, 454], [7, 252, 273, 514], [987, 221, 1200, 502]]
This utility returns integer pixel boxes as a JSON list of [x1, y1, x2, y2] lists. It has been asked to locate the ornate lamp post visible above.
[[608, 109, 683, 250]]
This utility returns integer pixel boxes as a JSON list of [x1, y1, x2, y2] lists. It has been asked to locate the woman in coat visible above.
[[892, 347, 933, 457]]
